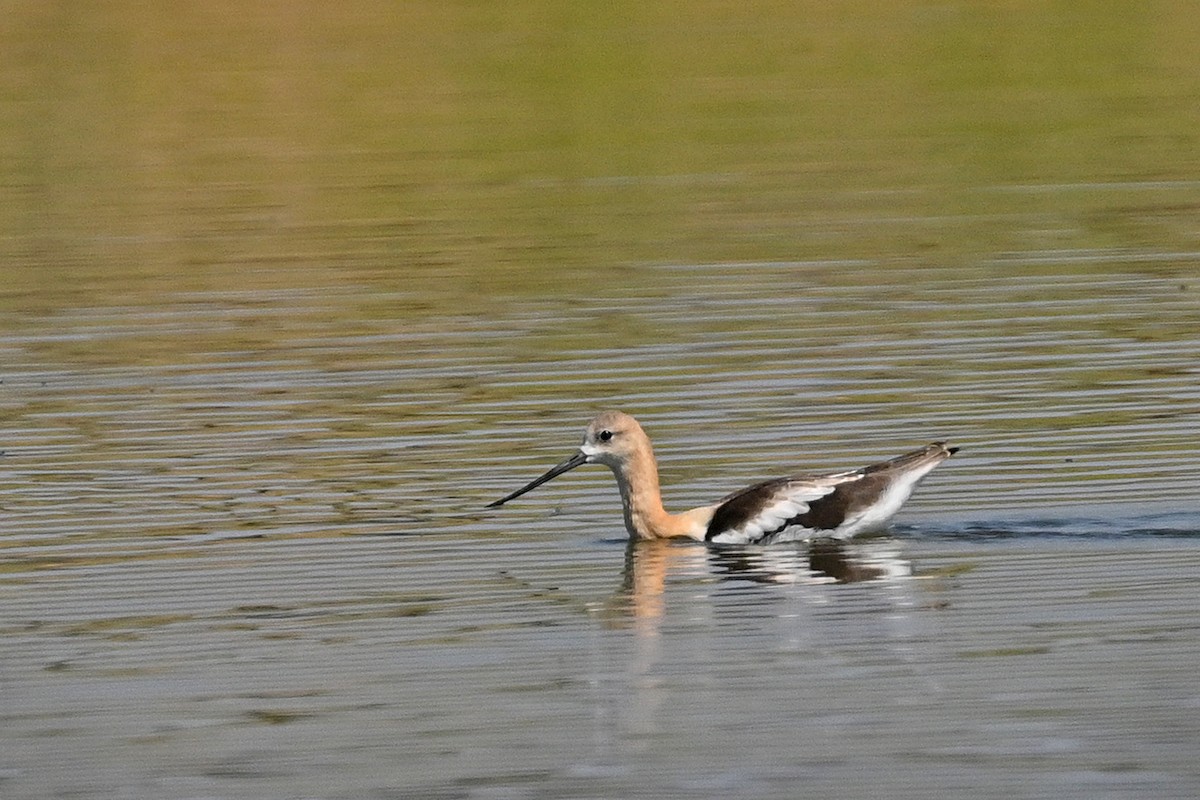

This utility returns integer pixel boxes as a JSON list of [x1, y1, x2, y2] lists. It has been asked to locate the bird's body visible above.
[[488, 411, 957, 544]]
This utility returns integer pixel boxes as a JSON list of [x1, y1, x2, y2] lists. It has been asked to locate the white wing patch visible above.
[[829, 460, 939, 538]]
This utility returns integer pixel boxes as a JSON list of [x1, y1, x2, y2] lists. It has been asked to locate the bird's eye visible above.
[[598, 429, 614, 442]]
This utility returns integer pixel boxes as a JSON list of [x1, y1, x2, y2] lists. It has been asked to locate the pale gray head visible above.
[[578, 410, 650, 468]]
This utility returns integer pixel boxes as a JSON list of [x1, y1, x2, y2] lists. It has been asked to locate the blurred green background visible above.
[[3, 1, 1198, 302]]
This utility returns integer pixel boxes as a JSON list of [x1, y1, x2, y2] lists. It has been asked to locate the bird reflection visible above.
[[710, 537, 908, 585], [614, 537, 911, 624], [614, 539, 705, 625], [589, 538, 917, 758]]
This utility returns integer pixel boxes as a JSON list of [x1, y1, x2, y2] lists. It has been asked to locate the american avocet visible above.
[[488, 411, 958, 544]]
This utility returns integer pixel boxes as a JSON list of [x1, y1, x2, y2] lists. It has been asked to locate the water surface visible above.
[[3, 4, 1200, 799]]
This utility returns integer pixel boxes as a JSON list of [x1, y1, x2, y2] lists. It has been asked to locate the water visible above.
[[4, 4, 1200, 799]]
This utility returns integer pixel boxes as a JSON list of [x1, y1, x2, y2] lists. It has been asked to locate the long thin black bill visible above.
[[487, 451, 588, 508]]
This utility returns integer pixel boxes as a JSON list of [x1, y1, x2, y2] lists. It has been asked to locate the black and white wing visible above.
[[705, 442, 959, 545], [704, 470, 863, 545]]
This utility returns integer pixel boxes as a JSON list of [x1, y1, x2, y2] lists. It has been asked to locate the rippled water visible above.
[[4, 4, 1200, 799], [5, 255, 1199, 799]]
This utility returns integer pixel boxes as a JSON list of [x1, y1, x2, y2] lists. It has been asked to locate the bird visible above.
[[487, 411, 958, 544]]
